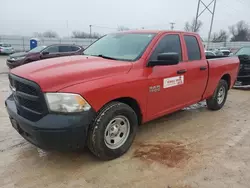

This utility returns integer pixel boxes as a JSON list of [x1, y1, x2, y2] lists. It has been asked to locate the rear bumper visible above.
[[5, 95, 96, 151]]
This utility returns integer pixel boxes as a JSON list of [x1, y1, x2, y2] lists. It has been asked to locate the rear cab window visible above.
[[184, 35, 201, 61]]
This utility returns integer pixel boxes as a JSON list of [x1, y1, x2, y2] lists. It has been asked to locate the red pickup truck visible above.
[[5, 30, 239, 160]]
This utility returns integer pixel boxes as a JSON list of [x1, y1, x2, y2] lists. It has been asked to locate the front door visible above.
[[146, 33, 189, 120], [41, 45, 60, 59]]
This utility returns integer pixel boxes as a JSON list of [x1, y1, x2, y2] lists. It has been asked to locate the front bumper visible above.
[[237, 75, 250, 85], [5, 95, 96, 151], [6, 59, 25, 68]]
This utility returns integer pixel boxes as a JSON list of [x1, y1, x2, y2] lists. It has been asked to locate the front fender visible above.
[[59, 73, 148, 121]]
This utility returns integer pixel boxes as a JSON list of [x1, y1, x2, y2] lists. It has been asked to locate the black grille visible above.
[[9, 74, 48, 122], [16, 81, 38, 96]]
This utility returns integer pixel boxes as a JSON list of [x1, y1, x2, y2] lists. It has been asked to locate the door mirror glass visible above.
[[148, 52, 179, 67]]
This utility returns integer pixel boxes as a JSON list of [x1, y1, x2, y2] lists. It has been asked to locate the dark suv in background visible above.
[[6, 44, 84, 68]]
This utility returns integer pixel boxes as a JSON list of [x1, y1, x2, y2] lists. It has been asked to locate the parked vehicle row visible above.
[[5, 30, 240, 160], [6, 44, 84, 68], [233, 47, 250, 85]]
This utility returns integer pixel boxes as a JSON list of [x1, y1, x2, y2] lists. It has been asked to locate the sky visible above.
[[1, 0, 250, 39]]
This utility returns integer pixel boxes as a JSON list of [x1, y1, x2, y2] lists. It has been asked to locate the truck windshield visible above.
[[235, 47, 250, 56], [83, 33, 156, 61]]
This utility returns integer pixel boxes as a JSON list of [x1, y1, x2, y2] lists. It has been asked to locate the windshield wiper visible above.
[[96, 54, 118, 60], [83, 54, 119, 60]]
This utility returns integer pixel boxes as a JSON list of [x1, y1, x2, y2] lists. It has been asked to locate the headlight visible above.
[[45, 93, 91, 113], [10, 56, 25, 61]]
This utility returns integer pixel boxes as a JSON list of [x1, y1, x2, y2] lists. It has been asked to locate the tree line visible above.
[[33, 21, 250, 42], [33, 25, 130, 39], [184, 19, 250, 42]]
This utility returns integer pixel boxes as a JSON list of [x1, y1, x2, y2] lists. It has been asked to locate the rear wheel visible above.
[[206, 79, 228, 111], [87, 102, 138, 160]]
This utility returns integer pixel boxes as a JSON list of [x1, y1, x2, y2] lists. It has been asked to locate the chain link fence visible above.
[[0, 35, 96, 52], [203, 41, 250, 51], [1, 35, 250, 53]]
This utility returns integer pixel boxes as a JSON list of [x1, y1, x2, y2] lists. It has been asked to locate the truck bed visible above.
[[202, 56, 240, 99]]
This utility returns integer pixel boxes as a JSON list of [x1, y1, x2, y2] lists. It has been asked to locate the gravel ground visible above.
[[0, 56, 250, 188]]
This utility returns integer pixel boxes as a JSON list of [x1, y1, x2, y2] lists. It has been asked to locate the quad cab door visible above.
[[41, 45, 60, 59], [146, 33, 190, 121], [182, 34, 209, 104]]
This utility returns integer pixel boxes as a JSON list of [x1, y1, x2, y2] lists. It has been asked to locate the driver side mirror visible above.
[[41, 51, 49, 55], [148, 52, 179, 67]]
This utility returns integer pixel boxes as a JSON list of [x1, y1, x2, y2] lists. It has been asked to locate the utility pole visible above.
[[170, 22, 175, 30], [89, 25, 92, 38], [194, 0, 217, 49], [66, 20, 69, 38]]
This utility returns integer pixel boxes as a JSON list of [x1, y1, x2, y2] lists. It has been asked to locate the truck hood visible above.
[[11, 55, 132, 91]]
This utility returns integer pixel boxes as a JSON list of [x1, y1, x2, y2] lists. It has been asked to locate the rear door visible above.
[[58, 45, 74, 56], [146, 33, 189, 120], [182, 34, 208, 103]]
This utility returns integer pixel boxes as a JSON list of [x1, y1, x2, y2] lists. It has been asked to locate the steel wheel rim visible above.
[[104, 115, 130, 149], [217, 86, 226, 104]]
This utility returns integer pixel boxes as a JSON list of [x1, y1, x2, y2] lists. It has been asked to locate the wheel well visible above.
[[112, 97, 142, 125], [221, 74, 231, 89]]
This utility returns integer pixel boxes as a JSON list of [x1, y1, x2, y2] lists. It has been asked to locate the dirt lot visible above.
[[0, 55, 250, 188]]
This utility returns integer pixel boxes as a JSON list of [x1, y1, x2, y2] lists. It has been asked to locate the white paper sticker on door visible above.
[[163, 75, 184, 89]]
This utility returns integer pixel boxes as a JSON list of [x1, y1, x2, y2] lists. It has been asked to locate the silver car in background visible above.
[[0, 43, 15, 54]]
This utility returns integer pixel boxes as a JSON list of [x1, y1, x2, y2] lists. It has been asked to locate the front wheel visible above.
[[87, 102, 138, 160], [206, 79, 228, 111]]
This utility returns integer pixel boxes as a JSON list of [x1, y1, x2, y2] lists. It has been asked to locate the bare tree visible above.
[[117, 26, 130, 31], [212, 30, 228, 42], [91, 32, 101, 39], [42, 30, 59, 38], [184, 18, 203, 33], [72, 31, 101, 39], [33, 32, 43, 38], [72, 31, 88, 38], [229, 20, 250, 41]]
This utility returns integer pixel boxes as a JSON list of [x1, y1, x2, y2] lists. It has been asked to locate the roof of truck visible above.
[[114, 30, 198, 35]]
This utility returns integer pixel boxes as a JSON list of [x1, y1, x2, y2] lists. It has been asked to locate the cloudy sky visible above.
[[1, 0, 249, 39]]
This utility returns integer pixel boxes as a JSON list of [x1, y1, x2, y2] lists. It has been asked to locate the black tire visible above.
[[206, 79, 228, 111], [87, 102, 138, 160]]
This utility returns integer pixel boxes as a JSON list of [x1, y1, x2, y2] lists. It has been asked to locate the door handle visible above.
[[177, 69, 187, 74], [200, 66, 207, 71]]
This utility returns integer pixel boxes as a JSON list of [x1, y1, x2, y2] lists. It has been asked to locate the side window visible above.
[[71, 46, 80, 52], [44, 46, 59, 53], [184, 35, 201, 61], [150, 34, 182, 61], [59, 46, 72, 52]]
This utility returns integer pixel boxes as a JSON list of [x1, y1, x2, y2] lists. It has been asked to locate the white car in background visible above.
[[205, 50, 216, 57], [219, 47, 231, 56], [0, 43, 15, 55]]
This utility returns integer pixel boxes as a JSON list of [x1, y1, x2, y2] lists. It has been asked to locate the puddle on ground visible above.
[[133, 141, 191, 168]]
